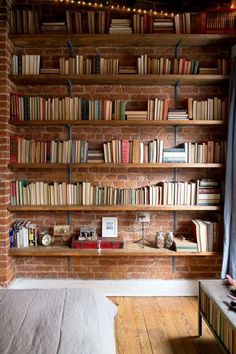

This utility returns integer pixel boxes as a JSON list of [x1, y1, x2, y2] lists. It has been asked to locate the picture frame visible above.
[[102, 217, 118, 238]]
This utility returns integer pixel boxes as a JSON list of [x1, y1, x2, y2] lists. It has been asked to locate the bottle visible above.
[[156, 231, 164, 249]]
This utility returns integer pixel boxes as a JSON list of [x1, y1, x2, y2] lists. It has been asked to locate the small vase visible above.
[[156, 231, 164, 249]]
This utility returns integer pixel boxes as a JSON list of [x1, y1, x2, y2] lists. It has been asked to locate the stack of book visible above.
[[10, 220, 39, 248], [192, 219, 221, 252], [41, 22, 66, 33], [103, 139, 164, 163], [163, 145, 187, 163], [118, 66, 137, 74], [10, 9, 40, 34], [153, 17, 174, 33], [168, 109, 188, 120], [87, 150, 104, 163], [147, 99, 169, 120], [109, 18, 132, 34], [187, 96, 227, 120], [174, 237, 198, 252], [197, 179, 221, 206], [12, 55, 40, 75], [125, 110, 147, 120]]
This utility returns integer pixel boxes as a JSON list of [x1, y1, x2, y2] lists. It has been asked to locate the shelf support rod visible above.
[[67, 80, 73, 98], [174, 81, 180, 109], [67, 39, 75, 57], [175, 40, 182, 58], [67, 256, 71, 272], [172, 256, 176, 272]]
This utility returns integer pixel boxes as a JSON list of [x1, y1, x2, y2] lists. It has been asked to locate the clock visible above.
[[38, 232, 54, 246]]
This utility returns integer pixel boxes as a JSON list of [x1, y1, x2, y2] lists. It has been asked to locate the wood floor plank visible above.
[[110, 296, 222, 354], [141, 297, 173, 354], [132, 298, 153, 354]]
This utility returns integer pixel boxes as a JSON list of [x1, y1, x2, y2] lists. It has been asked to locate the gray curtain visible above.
[[221, 46, 236, 279]]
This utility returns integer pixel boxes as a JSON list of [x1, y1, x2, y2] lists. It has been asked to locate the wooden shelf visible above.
[[8, 162, 224, 170], [9, 74, 230, 86], [8, 244, 221, 257], [9, 120, 225, 127], [8, 205, 221, 212], [9, 33, 236, 48]]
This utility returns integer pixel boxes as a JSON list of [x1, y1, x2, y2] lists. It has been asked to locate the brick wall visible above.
[[2, 4, 230, 282], [0, 0, 15, 286]]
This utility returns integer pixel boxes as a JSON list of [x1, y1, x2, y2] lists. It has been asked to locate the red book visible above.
[[121, 139, 130, 163], [10, 136, 18, 163], [163, 99, 169, 120]]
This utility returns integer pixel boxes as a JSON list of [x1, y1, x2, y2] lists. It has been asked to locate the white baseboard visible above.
[[9, 278, 198, 296]]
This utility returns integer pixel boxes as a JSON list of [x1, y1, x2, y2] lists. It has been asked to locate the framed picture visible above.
[[102, 217, 118, 238]]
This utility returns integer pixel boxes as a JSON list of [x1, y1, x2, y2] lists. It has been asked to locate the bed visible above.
[[0, 288, 117, 354]]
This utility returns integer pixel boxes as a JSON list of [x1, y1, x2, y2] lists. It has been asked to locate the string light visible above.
[[53, 0, 177, 17]]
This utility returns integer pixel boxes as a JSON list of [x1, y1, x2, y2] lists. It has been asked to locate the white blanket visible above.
[[0, 288, 117, 354]]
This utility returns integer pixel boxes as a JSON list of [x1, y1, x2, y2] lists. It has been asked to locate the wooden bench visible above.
[[199, 279, 236, 354]]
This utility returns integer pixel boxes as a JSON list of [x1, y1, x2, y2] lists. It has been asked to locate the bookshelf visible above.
[[8, 163, 224, 170], [9, 74, 230, 86], [7, 4, 233, 259]]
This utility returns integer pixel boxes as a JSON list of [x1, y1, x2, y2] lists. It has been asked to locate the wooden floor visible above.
[[110, 297, 221, 354]]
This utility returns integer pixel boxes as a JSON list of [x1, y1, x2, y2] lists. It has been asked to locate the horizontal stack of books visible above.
[[163, 145, 187, 163], [174, 237, 198, 252], [125, 110, 147, 120], [197, 179, 221, 206], [153, 17, 174, 33], [41, 22, 66, 33], [168, 108, 188, 120], [109, 18, 132, 34]]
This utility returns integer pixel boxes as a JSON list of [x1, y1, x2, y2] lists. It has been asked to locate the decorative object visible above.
[[102, 217, 118, 237], [38, 232, 54, 246], [155, 231, 164, 249], [133, 212, 152, 248], [79, 227, 97, 240], [165, 231, 174, 249]]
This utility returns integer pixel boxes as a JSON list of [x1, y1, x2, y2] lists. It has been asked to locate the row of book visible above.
[[10, 137, 226, 165], [191, 219, 222, 252], [10, 93, 227, 122], [12, 55, 40, 75], [103, 139, 164, 163], [10, 94, 127, 121], [10, 138, 89, 164], [187, 97, 227, 121], [9, 9, 236, 35], [9, 220, 39, 248], [59, 56, 119, 75], [11, 54, 229, 77], [10, 179, 221, 207], [137, 55, 200, 75]]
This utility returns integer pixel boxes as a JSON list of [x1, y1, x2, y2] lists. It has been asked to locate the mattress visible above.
[[0, 288, 117, 354]]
